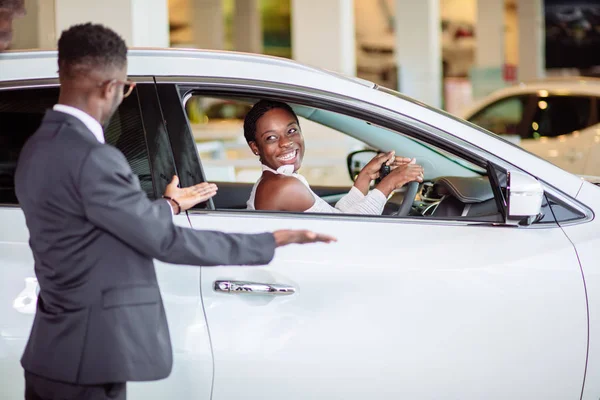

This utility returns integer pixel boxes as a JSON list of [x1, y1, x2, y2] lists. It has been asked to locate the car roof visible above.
[[0, 47, 375, 95]]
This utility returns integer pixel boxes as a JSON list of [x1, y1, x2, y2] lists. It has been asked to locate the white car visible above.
[[462, 78, 600, 177], [1, 49, 600, 400]]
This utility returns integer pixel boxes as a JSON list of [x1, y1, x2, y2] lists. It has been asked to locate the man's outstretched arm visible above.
[[79, 146, 335, 267]]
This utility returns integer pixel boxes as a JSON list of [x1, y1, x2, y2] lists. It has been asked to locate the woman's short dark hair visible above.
[[58, 23, 127, 79], [243, 100, 299, 143]]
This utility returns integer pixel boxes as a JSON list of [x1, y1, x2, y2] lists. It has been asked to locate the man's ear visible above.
[[249, 141, 260, 156], [100, 80, 117, 100]]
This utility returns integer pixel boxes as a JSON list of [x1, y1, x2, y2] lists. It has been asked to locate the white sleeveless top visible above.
[[246, 164, 387, 214]]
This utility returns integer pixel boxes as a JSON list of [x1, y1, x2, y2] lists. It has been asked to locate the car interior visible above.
[[185, 94, 506, 222]]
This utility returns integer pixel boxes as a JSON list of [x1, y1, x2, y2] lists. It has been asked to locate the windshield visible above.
[[295, 104, 486, 179]]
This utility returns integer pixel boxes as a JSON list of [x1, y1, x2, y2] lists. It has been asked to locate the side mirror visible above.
[[347, 149, 378, 182], [506, 170, 544, 225]]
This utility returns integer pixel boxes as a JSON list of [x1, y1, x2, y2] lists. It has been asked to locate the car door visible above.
[[0, 79, 213, 400], [159, 80, 588, 399]]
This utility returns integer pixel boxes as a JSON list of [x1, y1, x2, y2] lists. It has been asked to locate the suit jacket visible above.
[[14, 110, 276, 385]]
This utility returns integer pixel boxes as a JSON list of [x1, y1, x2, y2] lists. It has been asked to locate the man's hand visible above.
[[273, 230, 337, 247], [163, 175, 218, 213]]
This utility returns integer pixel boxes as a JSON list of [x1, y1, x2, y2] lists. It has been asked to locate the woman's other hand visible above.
[[354, 151, 413, 194], [376, 162, 424, 197], [359, 151, 391, 181], [388, 154, 414, 171]]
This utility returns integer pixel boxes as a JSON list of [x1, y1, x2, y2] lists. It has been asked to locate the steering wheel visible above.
[[393, 181, 420, 217]]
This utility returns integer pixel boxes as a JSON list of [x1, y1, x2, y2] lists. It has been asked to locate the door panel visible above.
[[0, 210, 211, 400], [0, 82, 213, 400], [190, 211, 586, 399], [128, 218, 213, 400], [566, 182, 600, 400], [0, 86, 60, 399]]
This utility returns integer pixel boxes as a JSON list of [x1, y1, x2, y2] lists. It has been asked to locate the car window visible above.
[[182, 93, 499, 222], [468, 95, 528, 137], [528, 95, 591, 139], [103, 88, 155, 197], [186, 95, 364, 186], [0, 85, 154, 205]]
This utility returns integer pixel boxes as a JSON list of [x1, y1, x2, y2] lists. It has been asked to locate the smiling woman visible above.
[[243, 99, 424, 213]]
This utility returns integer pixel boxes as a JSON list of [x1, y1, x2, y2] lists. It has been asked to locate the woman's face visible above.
[[250, 108, 305, 172]]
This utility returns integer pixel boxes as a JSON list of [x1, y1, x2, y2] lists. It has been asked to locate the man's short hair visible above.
[[58, 23, 127, 78]]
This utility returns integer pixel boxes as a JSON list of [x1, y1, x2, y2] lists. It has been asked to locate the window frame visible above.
[[154, 77, 592, 228]]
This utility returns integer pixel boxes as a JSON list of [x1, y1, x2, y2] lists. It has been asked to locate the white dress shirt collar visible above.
[[53, 104, 105, 144]]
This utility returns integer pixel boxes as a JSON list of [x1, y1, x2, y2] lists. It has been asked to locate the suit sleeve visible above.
[[78, 145, 276, 266]]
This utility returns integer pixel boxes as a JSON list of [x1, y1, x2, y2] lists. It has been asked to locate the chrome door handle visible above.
[[214, 280, 296, 296]]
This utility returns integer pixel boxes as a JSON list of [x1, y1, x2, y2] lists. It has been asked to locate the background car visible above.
[[462, 77, 600, 177], [1, 49, 599, 400]]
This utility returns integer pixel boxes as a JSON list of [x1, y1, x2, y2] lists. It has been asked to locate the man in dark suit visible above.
[[14, 23, 335, 400]]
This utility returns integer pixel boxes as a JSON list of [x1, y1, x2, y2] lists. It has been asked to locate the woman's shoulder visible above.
[[257, 173, 308, 196], [255, 173, 314, 211]]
